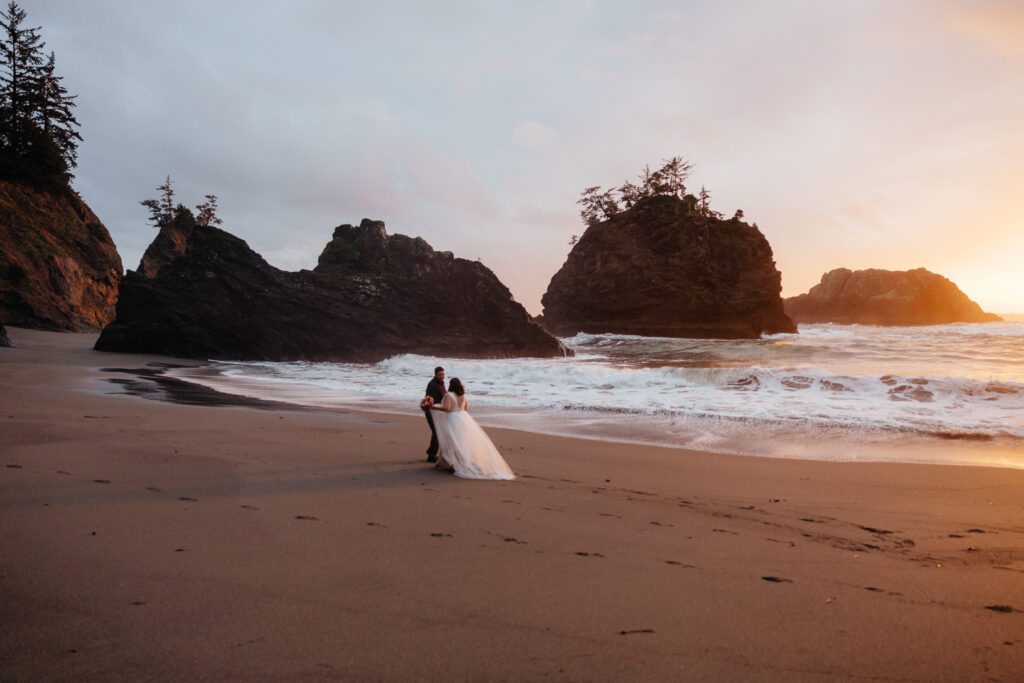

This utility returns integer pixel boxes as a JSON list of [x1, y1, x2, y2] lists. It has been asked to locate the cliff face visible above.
[[95, 218, 567, 362], [0, 180, 122, 331], [540, 195, 795, 338], [784, 268, 1002, 326]]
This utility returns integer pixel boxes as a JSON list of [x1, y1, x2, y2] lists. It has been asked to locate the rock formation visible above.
[[784, 268, 1002, 326], [0, 180, 122, 331], [539, 195, 796, 338], [0, 323, 10, 347], [95, 218, 568, 362]]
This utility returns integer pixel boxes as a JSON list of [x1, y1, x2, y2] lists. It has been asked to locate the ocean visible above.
[[167, 316, 1024, 469]]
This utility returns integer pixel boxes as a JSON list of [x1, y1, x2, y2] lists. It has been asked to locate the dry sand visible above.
[[2, 328, 1023, 681]]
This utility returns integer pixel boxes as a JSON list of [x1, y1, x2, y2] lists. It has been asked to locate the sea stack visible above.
[[539, 195, 795, 339], [0, 180, 122, 331], [96, 217, 568, 362], [784, 268, 1002, 326]]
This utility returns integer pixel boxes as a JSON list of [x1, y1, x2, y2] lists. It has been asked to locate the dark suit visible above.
[[424, 377, 445, 460]]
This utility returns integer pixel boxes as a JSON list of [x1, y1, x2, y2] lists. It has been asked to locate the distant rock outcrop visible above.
[[0, 180, 122, 331], [784, 268, 1002, 326], [0, 323, 10, 347], [95, 218, 567, 362], [539, 195, 796, 338]]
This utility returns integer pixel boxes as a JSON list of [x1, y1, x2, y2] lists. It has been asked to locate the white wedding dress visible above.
[[433, 393, 515, 480]]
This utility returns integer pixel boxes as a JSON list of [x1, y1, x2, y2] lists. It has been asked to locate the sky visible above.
[[28, 0, 1024, 314]]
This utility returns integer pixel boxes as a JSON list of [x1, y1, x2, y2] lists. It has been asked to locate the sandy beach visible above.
[[2, 328, 1023, 681]]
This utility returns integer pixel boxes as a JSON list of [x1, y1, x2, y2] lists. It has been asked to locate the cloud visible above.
[[22, 0, 1024, 313]]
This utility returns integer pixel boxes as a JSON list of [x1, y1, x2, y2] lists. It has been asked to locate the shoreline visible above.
[[165, 356, 1024, 472], [3, 327, 1024, 680]]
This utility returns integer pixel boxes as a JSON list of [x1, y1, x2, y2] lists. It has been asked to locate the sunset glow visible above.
[[31, 0, 1024, 314]]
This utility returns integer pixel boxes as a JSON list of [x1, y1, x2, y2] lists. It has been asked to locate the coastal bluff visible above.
[[95, 218, 567, 362], [784, 267, 1002, 326], [0, 180, 122, 331], [539, 195, 795, 338]]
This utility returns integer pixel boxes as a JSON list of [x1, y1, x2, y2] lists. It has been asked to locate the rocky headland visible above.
[[95, 218, 567, 361], [0, 180, 122, 331], [784, 267, 1002, 326], [539, 195, 795, 338]]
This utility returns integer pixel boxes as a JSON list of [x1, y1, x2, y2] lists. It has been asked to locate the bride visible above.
[[429, 378, 515, 480]]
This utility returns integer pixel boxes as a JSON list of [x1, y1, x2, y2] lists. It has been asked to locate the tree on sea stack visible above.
[[577, 156, 694, 227], [140, 175, 176, 227], [195, 194, 222, 226], [141, 176, 220, 229], [0, 1, 81, 189]]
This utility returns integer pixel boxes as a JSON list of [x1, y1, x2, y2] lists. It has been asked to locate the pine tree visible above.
[[0, 2, 81, 187], [698, 185, 711, 216], [140, 176, 176, 227], [578, 157, 696, 226], [36, 51, 80, 171], [195, 194, 222, 226], [0, 1, 43, 157]]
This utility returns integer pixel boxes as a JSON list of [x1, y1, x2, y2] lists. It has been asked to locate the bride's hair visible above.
[[448, 378, 465, 396]]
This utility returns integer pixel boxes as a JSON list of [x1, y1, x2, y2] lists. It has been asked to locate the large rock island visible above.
[[784, 267, 1002, 326], [95, 217, 567, 362], [0, 180, 122, 331], [540, 195, 795, 338]]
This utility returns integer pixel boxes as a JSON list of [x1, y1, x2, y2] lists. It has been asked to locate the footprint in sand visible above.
[[179, 496, 197, 502], [93, 479, 111, 484], [664, 560, 696, 568], [985, 605, 1020, 613], [295, 515, 318, 521], [575, 551, 605, 558], [430, 532, 454, 538], [762, 576, 793, 583]]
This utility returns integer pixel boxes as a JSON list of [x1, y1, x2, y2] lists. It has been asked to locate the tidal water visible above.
[[168, 317, 1024, 469]]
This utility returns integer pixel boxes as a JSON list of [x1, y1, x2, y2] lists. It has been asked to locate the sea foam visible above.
[[167, 321, 1024, 468]]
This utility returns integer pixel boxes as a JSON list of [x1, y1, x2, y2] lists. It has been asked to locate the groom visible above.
[[423, 366, 446, 462]]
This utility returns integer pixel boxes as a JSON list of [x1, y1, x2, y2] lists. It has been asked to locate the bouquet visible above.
[[420, 396, 434, 409]]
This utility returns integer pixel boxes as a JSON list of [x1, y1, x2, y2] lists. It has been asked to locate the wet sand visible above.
[[2, 328, 1023, 681]]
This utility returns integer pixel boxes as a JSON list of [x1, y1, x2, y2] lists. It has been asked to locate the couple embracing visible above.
[[421, 366, 515, 480]]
